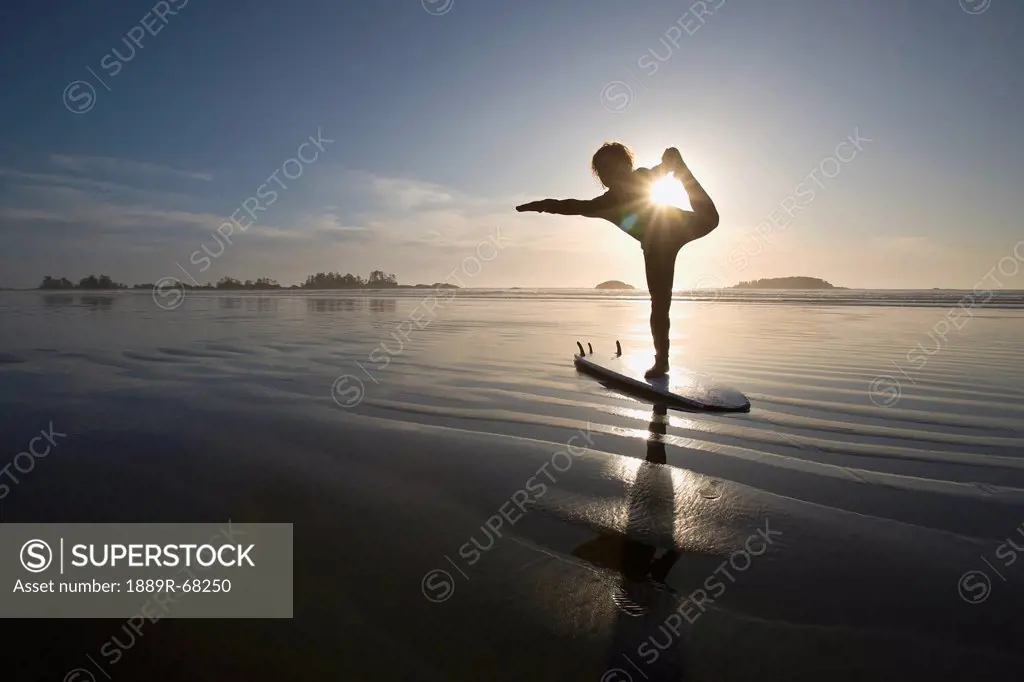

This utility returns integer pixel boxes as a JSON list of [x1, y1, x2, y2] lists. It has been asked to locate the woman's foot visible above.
[[644, 357, 669, 378]]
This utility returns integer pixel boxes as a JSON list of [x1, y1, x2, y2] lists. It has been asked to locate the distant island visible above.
[[732, 277, 840, 290], [36, 271, 460, 291], [39, 275, 129, 290], [596, 280, 635, 290]]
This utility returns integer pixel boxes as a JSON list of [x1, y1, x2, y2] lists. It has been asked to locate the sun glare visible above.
[[649, 173, 692, 210]]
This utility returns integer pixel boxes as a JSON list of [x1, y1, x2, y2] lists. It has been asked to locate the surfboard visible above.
[[573, 341, 750, 412]]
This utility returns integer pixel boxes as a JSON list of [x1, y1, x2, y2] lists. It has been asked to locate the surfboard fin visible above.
[[587, 342, 593, 355], [615, 340, 622, 357], [576, 341, 585, 356]]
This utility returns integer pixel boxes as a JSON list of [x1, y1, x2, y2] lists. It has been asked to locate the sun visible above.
[[649, 173, 692, 210]]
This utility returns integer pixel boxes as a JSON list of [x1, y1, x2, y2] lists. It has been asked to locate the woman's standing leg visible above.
[[643, 246, 678, 376]]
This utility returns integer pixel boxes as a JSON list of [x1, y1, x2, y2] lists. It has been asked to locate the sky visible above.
[[0, 0, 1022, 290]]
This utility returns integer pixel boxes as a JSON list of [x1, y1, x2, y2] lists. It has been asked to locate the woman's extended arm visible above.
[[516, 196, 610, 216]]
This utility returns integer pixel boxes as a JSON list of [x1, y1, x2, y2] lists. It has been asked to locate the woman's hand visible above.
[[516, 200, 555, 213]]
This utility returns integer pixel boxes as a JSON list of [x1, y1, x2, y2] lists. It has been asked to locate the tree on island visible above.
[[732, 277, 837, 290], [40, 270, 447, 291], [38, 274, 126, 290], [78, 274, 128, 290], [366, 269, 399, 288], [301, 270, 397, 289], [302, 272, 366, 289], [214, 276, 281, 290], [39, 276, 76, 290]]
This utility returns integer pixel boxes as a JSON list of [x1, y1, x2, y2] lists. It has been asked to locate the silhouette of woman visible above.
[[569, 404, 684, 677], [517, 144, 719, 376], [570, 404, 680, 583]]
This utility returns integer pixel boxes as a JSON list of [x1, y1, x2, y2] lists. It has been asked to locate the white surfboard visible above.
[[573, 341, 750, 412]]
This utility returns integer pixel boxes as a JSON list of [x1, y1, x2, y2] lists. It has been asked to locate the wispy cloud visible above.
[[0, 155, 609, 287], [371, 176, 453, 209], [302, 211, 374, 238], [0, 167, 199, 206], [0, 183, 220, 232], [49, 154, 213, 182]]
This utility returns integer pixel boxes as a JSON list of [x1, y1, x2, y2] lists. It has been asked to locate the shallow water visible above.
[[2, 289, 1024, 680], [5, 289, 1023, 500]]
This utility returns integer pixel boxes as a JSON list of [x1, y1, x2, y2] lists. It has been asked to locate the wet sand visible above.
[[2, 290, 1023, 680]]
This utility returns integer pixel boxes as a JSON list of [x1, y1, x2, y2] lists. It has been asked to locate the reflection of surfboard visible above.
[[573, 341, 750, 412]]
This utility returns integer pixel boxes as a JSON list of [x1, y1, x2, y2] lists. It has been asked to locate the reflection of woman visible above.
[[571, 405, 686, 677], [517, 144, 719, 377], [646, 404, 669, 466], [642, 405, 680, 582], [571, 405, 679, 584]]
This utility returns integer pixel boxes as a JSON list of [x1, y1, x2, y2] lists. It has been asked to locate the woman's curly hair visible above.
[[591, 142, 634, 187]]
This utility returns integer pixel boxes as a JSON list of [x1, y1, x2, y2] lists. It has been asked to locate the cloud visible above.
[[0, 156, 613, 288], [302, 211, 372, 237], [0, 183, 221, 233], [370, 176, 453, 209], [49, 154, 213, 182], [0, 167, 203, 208]]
